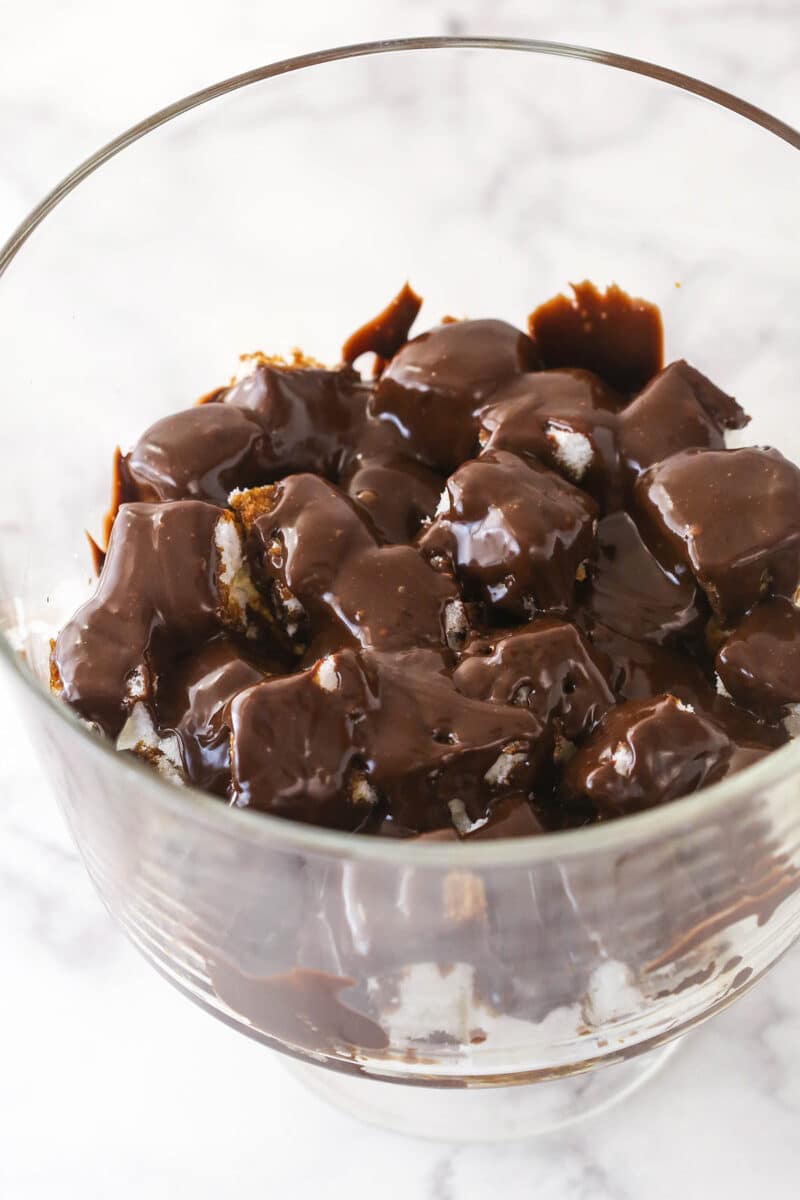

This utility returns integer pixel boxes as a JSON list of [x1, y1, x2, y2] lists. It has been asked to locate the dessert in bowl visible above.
[[2, 39, 800, 1138]]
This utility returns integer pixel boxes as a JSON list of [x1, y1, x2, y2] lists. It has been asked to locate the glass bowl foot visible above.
[[283, 1039, 682, 1141]]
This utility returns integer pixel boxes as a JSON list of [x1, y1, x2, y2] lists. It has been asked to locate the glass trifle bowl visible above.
[[2, 38, 800, 1141]]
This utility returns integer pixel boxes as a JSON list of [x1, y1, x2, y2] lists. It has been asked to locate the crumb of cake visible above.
[[447, 798, 488, 837], [228, 484, 278, 530], [610, 742, 634, 777], [229, 347, 325, 385], [784, 705, 800, 738], [49, 645, 63, 696], [546, 425, 594, 481], [483, 747, 528, 788], [553, 730, 577, 764], [126, 665, 148, 701], [214, 512, 258, 631], [443, 871, 488, 925], [313, 655, 340, 693], [443, 598, 469, 651], [116, 702, 185, 784], [348, 770, 379, 807]]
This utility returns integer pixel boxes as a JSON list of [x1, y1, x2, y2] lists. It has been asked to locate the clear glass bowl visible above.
[[2, 38, 800, 1140]]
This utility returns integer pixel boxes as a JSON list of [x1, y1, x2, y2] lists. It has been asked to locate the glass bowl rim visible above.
[[2, 34, 799, 868]]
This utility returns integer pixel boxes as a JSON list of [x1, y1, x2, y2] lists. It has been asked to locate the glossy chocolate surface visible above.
[[453, 619, 614, 742], [528, 281, 663, 394], [618, 359, 748, 483], [418, 449, 598, 618], [52, 500, 228, 736], [478, 368, 624, 510], [586, 511, 705, 645], [234, 475, 460, 655], [338, 410, 444, 544], [717, 598, 800, 719], [635, 446, 800, 622], [230, 648, 548, 832], [53, 283, 800, 836], [222, 361, 368, 479], [121, 404, 270, 506], [586, 620, 712, 706], [371, 318, 540, 470], [561, 694, 770, 820], [155, 637, 272, 795]]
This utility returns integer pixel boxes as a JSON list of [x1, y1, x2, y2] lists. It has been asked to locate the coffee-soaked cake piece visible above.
[[119, 361, 369, 511], [478, 357, 745, 514], [618, 359, 749, 486], [120, 404, 274, 506], [153, 637, 279, 795], [230, 647, 551, 832], [221, 359, 369, 479], [634, 447, 800, 623], [585, 511, 705, 646], [418, 450, 597, 619], [560, 694, 771, 820], [371, 318, 540, 471], [51, 501, 260, 738], [452, 619, 614, 746], [230, 477, 468, 658], [478, 368, 624, 511], [716, 598, 800, 726]]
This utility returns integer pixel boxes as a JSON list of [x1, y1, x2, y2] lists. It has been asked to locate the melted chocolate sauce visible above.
[[222, 362, 368, 479], [453, 619, 614, 742], [234, 474, 460, 655], [121, 404, 272, 506], [53, 501, 228, 736], [586, 511, 705, 645], [528, 281, 663, 393], [230, 647, 548, 832], [54, 282, 800, 842], [338, 412, 444, 544], [478, 368, 624, 510], [371, 318, 539, 471], [418, 449, 597, 619], [561, 694, 769, 820], [635, 446, 800, 622], [618, 359, 748, 484], [155, 637, 274, 794], [341, 282, 422, 372], [717, 598, 800, 719]]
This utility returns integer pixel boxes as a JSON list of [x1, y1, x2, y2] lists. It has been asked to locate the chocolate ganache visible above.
[[52, 281, 798, 836]]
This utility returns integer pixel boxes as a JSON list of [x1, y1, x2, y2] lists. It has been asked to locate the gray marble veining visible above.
[[1, 2, 800, 1197]]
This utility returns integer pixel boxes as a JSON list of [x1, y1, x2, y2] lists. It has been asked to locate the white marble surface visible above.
[[2, 2, 800, 1196]]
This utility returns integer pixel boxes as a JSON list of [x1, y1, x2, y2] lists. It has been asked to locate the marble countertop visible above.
[[2, 2, 800, 1196]]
